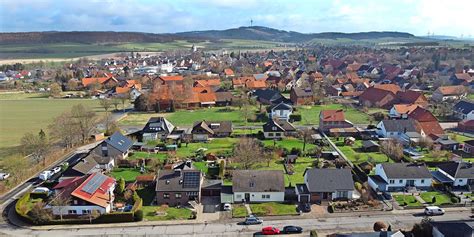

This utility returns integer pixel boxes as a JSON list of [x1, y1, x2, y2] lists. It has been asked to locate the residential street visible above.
[[1, 207, 472, 236]]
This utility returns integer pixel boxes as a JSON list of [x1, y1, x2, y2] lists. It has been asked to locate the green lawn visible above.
[[119, 106, 260, 126], [331, 139, 390, 164], [262, 138, 316, 152], [193, 161, 208, 173], [141, 206, 193, 221], [110, 168, 143, 182], [448, 132, 473, 143], [129, 151, 168, 161], [420, 191, 453, 205], [254, 157, 313, 186], [294, 104, 371, 125], [250, 202, 297, 216], [232, 204, 248, 218], [176, 138, 238, 158], [0, 93, 104, 156], [136, 186, 156, 205], [394, 195, 423, 207]]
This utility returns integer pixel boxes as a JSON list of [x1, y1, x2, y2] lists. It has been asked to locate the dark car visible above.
[[243, 214, 263, 225], [283, 225, 303, 234], [298, 203, 311, 213], [382, 192, 392, 200]]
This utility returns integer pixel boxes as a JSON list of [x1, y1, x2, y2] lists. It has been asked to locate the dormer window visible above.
[[249, 182, 255, 188], [166, 180, 170, 184]]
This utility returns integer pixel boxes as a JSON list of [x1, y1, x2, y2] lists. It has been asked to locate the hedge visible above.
[[132, 197, 143, 214], [289, 114, 302, 122]]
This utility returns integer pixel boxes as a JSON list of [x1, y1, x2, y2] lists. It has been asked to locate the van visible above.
[[424, 206, 445, 216], [38, 170, 53, 181]]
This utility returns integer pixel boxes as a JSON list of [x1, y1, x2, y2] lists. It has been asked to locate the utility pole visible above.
[[250, 19, 253, 27]]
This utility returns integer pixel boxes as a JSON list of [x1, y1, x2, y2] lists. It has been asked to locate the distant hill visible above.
[[178, 26, 415, 42], [0, 26, 416, 45]]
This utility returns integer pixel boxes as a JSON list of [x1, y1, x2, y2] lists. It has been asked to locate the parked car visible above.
[[298, 203, 311, 213], [223, 203, 232, 211], [243, 214, 262, 225], [38, 170, 53, 181], [31, 187, 50, 194], [382, 192, 392, 200], [283, 225, 303, 234], [52, 166, 61, 174], [424, 206, 445, 216], [0, 172, 10, 180], [261, 226, 280, 235]]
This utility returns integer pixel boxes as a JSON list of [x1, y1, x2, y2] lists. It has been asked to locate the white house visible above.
[[453, 101, 474, 121], [388, 104, 419, 118], [433, 162, 474, 189], [368, 163, 432, 192], [50, 172, 115, 216], [270, 102, 293, 121], [376, 119, 424, 144], [231, 170, 285, 203], [296, 168, 355, 203]]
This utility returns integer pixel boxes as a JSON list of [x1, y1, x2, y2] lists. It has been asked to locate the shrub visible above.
[[289, 114, 302, 122], [132, 198, 143, 213], [432, 196, 436, 204], [327, 204, 335, 213], [451, 196, 460, 203], [354, 182, 362, 191], [134, 210, 143, 221], [310, 230, 318, 237]]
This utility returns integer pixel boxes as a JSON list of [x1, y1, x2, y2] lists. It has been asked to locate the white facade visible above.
[[263, 131, 284, 139], [370, 164, 432, 192], [234, 191, 285, 203], [51, 204, 110, 216], [270, 107, 292, 121]]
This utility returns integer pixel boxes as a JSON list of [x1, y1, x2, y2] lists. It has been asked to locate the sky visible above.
[[1, 0, 473, 37]]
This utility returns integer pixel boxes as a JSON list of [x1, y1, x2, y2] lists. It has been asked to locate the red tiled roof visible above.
[[373, 84, 401, 94], [71, 173, 115, 208], [419, 121, 444, 136], [246, 79, 267, 89], [81, 77, 109, 87], [408, 107, 437, 122], [224, 68, 234, 76], [321, 110, 345, 122], [436, 85, 466, 95], [194, 79, 221, 87], [397, 90, 426, 104], [159, 75, 184, 81], [116, 87, 130, 94], [393, 104, 419, 114], [359, 87, 395, 104]]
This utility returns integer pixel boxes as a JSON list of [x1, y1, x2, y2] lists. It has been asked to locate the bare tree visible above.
[[298, 128, 313, 152], [263, 151, 278, 167], [50, 194, 70, 221], [49, 82, 62, 98], [29, 201, 52, 224], [380, 139, 404, 162], [49, 111, 79, 148], [71, 104, 97, 143], [20, 130, 50, 166], [240, 101, 256, 127], [111, 97, 120, 111], [233, 138, 263, 169], [419, 137, 434, 151], [119, 94, 129, 112]]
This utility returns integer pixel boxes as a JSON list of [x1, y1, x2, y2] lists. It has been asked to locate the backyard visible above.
[[176, 138, 238, 158], [294, 104, 371, 125], [261, 138, 316, 152], [254, 157, 314, 186], [331, 138, 391, 164], [110, 168, 143, 182]]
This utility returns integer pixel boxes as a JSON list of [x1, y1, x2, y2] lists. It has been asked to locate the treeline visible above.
[[0, 63, 25, 72]]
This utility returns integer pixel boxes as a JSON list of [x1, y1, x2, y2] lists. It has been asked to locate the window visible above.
[[82, 210, 91, 215], [275, 133, 281, 137], [175, 193, 182, 199], [236, 194, 242, 199], [101, 143, 108, 157], [272, 127, 277, 131], [68, 210, 77, 214], [261, 194, 270, 199], [399, 180, 403, 184], [163, 193, 170, 199], [421, 179, 425, 183], [389, 180, 394, 184], [268, 133, 274, 136]]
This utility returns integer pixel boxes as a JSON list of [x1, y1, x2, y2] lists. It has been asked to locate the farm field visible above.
[[0, 92, 104, 156], [119, 106, 260, 127]]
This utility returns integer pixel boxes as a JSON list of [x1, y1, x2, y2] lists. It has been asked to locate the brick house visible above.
[[155, 165, 203, 207], [290, 87, 314, 105], [319, 110, 354, 132]]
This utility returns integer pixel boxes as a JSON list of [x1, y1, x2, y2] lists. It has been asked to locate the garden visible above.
[[420, 191, 456, 206], [331, 138, 391, 164], [249, 202, 298, 216], [394, 194, 423, 207], [141, 205, 194, 221]]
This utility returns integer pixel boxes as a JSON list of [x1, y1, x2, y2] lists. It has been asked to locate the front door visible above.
[[245, 193, 250, 203], [406, 180, 415, 187]]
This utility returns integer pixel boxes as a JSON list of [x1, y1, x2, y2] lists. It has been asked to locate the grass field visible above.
[[0, 40, 281, 60], [110, 168, 143, 182], [420, 191, 453, 205], [294, 104, 371, 125], [119, 106, 259, 127], [394, 194, 422, 207], [177, 138, 238, 158], [129, 151, 168, 161], [142, 206, 193, 221], [254, 157, 314, 186], [0, 92, 104, 156], [250, 202, 297, 216], [331, 139, 391, 164], [261, 138, 316, 152]]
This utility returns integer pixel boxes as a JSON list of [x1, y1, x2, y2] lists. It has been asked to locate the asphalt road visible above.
[[1, 208, 472, 236]]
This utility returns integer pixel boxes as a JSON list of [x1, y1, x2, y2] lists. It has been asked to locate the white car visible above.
[[38, 170, 53, 181], [223, 203, 232, 211], [52, 166, 61, 174], [31, 187, 50, 194], [424, 206, 445, 216], [0, 172, 10, 180]]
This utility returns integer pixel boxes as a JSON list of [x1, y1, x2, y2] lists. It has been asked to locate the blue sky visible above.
[[1, 0, 473, 37]]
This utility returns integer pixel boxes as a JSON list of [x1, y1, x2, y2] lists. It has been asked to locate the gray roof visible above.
[[192, 120, 232, 134], [142, 117, 175, 134], [304, 168, 354, 192], [104, 132, 133, 153], [292, 87, 313, 97], [380, 163, 431, 179], [431, 221, 474, 237], [155, 169, 202, 192], [72, 156, 99, 175], [379, 119, 420, 133], [232, 170, 285, 193], [271, 102, 293, 111], [362, 140, 379, 148], [438, 162, 474, 179]]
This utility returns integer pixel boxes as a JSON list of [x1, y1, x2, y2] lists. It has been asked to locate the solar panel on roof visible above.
[[82, 174, 107, 194], [182, 172, 200, 188]]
